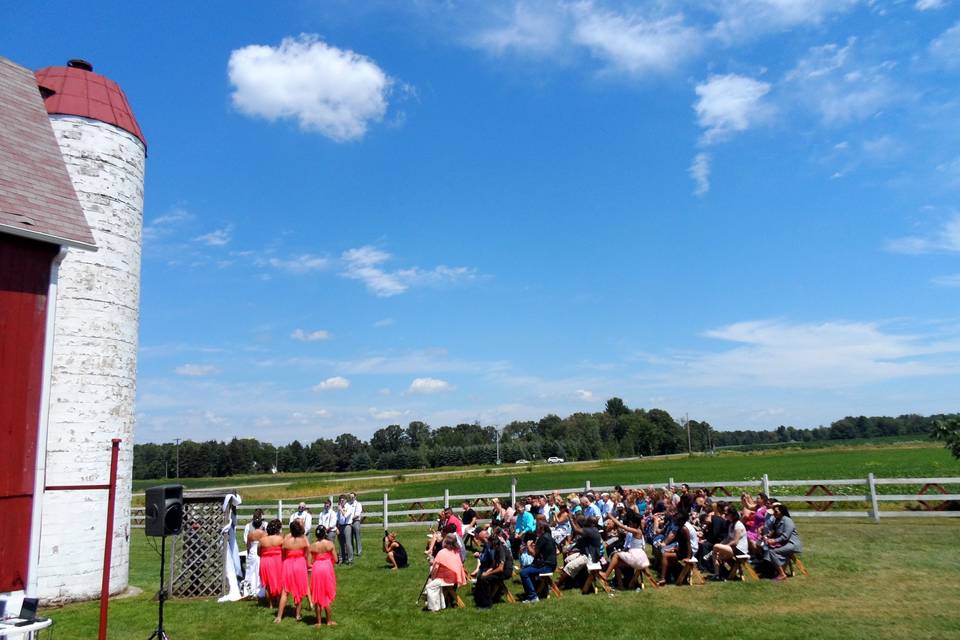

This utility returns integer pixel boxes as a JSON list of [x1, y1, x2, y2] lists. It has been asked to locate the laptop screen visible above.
[[19, 598, 38, 621]]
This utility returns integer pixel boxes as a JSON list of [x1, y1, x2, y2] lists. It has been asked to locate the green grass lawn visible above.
[[44, 518, 960, 640]]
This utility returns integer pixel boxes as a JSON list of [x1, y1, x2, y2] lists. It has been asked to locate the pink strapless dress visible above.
[[282, 547, 309, 604], [310, 550, 337, 608], [260, 545, 283, 598]]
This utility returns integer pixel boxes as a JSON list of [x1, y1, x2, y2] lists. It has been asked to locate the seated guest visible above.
[[383, 530, 408, 570], [444, 506, 463, 537], [557, 515, 602, 589], [658, 512, 694, 586], [461, 501, 478, 543], [519, 522, 558, 602], [472, 528, 510, 608], [423, 534, 467, 612], [600, 510, 650, 586], [763, 503, 803, 580], [710, 507, 749, 579], [552, 504, 572, 545], [513, 501, 535, 557]]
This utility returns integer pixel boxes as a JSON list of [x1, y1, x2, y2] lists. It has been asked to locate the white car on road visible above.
[[547, 456, 565, 464], [515, 459, 530, 464]]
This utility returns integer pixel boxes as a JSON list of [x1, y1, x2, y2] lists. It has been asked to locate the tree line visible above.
[[132, 398, 956, 480]]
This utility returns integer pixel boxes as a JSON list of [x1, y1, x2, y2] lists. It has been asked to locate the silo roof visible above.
[[0, 56, 95, 250], [35, 60, 146, 149]]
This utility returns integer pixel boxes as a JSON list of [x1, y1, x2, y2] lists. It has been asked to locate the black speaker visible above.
[[145, 484, 183, 537]]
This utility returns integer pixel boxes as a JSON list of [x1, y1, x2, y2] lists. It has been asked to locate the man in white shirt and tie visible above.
[[337, 494, 355, 564], [349, 493, 364, 557], [289, 502, 312, 540], [318, 498, 338, 541]]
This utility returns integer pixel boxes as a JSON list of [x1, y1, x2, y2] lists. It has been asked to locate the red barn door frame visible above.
[[0, 235, 59, 593]]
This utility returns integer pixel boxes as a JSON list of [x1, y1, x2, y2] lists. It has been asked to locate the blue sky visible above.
[[5, 1, 960, 443]]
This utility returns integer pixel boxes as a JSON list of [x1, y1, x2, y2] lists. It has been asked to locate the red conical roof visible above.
[[35, 60, 146, 149]]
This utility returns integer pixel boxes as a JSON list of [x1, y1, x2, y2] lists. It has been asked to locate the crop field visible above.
[[215, 442, 956, 503]]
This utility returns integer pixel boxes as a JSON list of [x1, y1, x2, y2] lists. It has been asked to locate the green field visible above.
[[223, 442, 958, 503], [43, 517, 960, 640]]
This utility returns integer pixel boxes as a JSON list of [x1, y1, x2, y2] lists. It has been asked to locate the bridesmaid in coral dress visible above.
[[309, 525, 339, 627], [258, 519, 285, 607], [275, 519, 311, 623]]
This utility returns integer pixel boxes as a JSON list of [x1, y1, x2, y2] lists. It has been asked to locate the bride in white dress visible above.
[[243, 511, 266, 599]]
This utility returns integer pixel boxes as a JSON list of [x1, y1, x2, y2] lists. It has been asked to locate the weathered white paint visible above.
[[36, 115, 145, 604]]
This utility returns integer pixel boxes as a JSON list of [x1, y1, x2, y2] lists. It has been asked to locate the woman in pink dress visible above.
[[275, 519, 311, 623], [258, 519, 284, 607], [309, 525, 339, 627]]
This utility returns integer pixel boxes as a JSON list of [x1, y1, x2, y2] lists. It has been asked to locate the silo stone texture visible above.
[[38, 115, 145, 603]]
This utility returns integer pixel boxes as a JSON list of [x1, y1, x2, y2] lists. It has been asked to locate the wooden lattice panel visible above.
[[170, 491, 233, 598]]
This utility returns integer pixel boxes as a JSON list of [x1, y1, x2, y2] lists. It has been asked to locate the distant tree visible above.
[[406, 421, 432, 449], [605, 397, 629, 418], [931, 417, 960, 459]]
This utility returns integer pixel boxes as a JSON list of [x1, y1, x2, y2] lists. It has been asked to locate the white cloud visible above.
[[887, 214, 960, 254], [340, 245, 476, 297], [373, 318, 395, 328], [143, 207, 191, 242], [787, 39, 896, 124], [228, 34, 392, 142], [471, 1, 567, 55], [313, 376, 351, 391], [930, 22, 960, 69], [194, 226, 233, 247], [665, 319, 960, 388], [689, 152, 711, 196], [469, 2, 699, 76], [262, 254, 331, 273], [408, 377, 454, 394], [694, 74, 772, 144], [369, 407, 403, 420], [932, 274, 960, 287], [574, 389, 594, 401], [291, 328, 331, 342], [915, 0, 947, 10], [314, 409, 331, 418], [175, 364, 220, 377], [571, 7, 700, 76], [710, 0, 861, 42]]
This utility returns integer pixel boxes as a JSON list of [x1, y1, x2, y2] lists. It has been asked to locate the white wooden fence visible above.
[[131, 474, 960, 530]]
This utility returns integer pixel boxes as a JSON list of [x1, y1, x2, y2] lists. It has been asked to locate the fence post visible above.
[[585, 480, 591, 493], [444, 488, 450, 509], [383, 492, 389, 531], [668, 477, 674, 489], [867, 473, 881, 523], [278, 499, 283, 521], [762, 474, 770, 496], [510, 478, 517, 506]]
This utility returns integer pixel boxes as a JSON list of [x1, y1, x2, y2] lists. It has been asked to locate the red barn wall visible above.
[[0, 234, 56, 593]]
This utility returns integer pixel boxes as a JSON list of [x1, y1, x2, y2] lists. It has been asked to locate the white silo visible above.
[[32, 59, 146, 603]]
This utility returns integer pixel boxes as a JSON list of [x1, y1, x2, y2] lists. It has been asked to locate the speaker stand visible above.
[[148, 533, 170, 640]]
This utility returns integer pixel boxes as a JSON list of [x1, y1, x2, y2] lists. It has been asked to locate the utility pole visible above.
[[684, 413, 692, 456], [495, 425, 502, 465], [174, 437, 181, 478], [275, 447, 279, 473]]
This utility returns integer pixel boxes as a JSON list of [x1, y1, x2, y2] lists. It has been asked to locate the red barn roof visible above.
[[0, 56, 95, 250], [35, 60, 146, 149]]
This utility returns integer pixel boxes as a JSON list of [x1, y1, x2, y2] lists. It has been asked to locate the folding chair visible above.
[[535, 571, 563, 599], [583, 560, 614, 594], [441, 582, 465, 608], [734, 554, 760, 581], [787, 555, 809, 577], [676, 558, 705, 586], [627, 567, 660, 590]]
